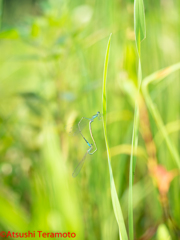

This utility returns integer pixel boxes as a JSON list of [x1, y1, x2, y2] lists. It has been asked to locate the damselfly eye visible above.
[[98, 113, 102, 120]]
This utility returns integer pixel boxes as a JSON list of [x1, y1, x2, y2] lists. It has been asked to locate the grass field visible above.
[[0, 0, 179, 239]]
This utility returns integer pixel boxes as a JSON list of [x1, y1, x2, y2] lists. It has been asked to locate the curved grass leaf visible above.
[[102, 33, 128, 240], [142, 63, 180, 169]]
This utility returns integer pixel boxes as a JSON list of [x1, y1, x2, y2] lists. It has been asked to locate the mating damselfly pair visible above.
[[67, 111, 101, 177]]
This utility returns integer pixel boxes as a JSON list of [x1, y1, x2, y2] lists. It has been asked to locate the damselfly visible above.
[[71, 111, 101, 177], [66, 111, 101, 136]]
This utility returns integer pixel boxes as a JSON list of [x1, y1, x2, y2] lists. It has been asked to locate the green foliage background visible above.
[[0, 0, 179, 239]]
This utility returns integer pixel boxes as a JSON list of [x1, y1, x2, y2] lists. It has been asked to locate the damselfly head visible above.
[[97, 111, 102, 121]]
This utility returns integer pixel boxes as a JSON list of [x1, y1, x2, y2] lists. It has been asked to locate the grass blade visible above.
[[102, 33, 128, 240], [0, 0, 3, 31], [128, 0, 146, 237], [134, 0, 146, 55], [142, 63, 180, 169]]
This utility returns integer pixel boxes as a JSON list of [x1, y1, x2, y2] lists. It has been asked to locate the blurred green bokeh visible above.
[[0, 0, 179, 239]]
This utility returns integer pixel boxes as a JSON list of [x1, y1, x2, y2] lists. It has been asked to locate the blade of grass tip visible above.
[[129, 1, 146, 239], [134, 0, 146, 56], [0, 0, 3, 30], [102, 33, 128, 240]]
